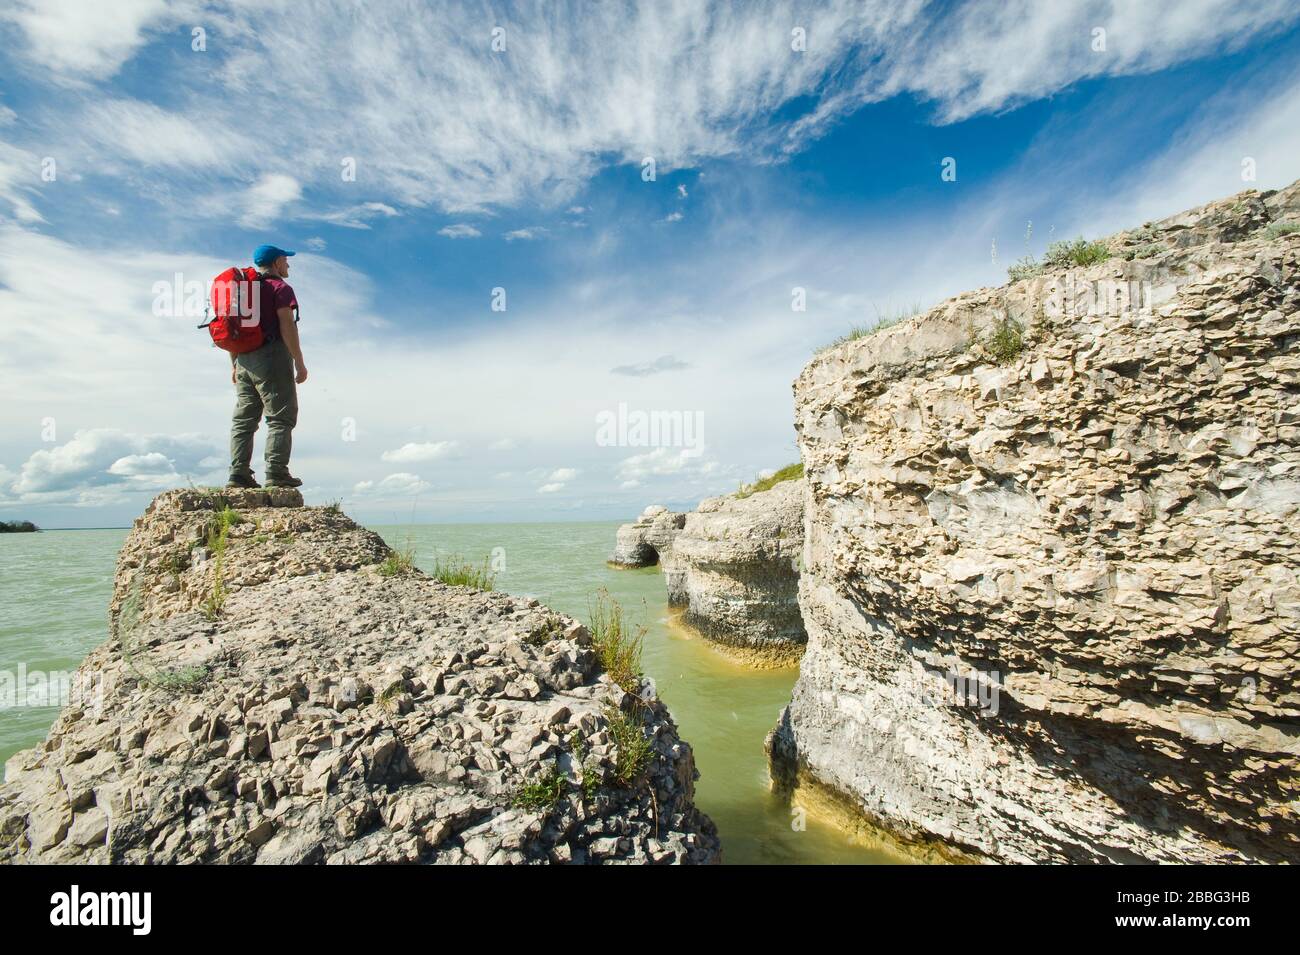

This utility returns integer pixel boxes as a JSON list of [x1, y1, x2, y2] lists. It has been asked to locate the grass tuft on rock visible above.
[[736, 462, 803, 499], [1007, 237, 1110, 282], [512, 761, 568, 812], [429, 553, 496, 590], [605, 704, 654, 787], [588, 589, 644, 695], [986, 315, 1026, 365], [817, 302, 925, 353], [378, 545, 417, 577]]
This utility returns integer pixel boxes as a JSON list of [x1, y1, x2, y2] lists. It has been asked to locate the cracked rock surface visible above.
[[1, 489, 719, 864]]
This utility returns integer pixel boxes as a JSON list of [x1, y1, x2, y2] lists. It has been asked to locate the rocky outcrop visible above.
[[609, 505, 686, 569], [0, 488, 719, 864], [665, 481, 806, 666], [770, 182, 1300, 863]]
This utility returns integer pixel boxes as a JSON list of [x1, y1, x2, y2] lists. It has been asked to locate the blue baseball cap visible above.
[[253, 244, 295, 267]]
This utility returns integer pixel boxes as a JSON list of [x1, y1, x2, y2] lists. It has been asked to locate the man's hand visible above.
[[295, 361, 309, 384], [231, 365, 237, 385]]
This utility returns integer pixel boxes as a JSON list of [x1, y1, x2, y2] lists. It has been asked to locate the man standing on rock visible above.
[[228, 244, 308, 489]]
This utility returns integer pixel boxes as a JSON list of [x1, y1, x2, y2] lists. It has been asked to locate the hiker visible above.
[[227, 244, 308, 489]]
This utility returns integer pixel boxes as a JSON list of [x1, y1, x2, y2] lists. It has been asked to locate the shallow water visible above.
[[0, 521, 902, 864]]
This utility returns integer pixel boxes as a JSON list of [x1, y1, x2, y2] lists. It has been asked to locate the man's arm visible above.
[[278, 306, 307, 384], [231, 352, 236, 385]]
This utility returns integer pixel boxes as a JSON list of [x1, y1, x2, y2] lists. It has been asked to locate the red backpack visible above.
[[201, 266, 264, 354]]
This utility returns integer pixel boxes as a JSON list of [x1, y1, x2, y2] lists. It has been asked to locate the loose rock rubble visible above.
[[0, 489, 720, 864], [770, 181, 1300, 863], [612, 484, 806, 666]]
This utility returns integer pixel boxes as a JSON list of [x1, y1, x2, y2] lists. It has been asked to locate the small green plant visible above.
[[429, 553, 496, 590], [379, 546, 417, 577], [512, 761, 568, 812], [604, 705, 653, 787], [1007, 237, 1109, 282], [570, 733, 601, 802], [1007, 256, 1041, 281], [818, 302, 924, 353], [1122, 243, 1163, 260], [525, 614, 565, 647], [1262, 222, 1300, 239], [736, 462, 803, 499], [377, 678, 406, 713], [1043, 237, 1110, 269], [588, 590, 644, 694], [323, 500, 343, 514], [986, 314, 1025, 365], [197, 506, 243, 620]]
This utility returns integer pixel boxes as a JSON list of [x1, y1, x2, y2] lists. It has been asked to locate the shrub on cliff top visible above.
[[1007, 237, 1110, 282], [818, 302, 925, 354], [737, 462, 803, 498]]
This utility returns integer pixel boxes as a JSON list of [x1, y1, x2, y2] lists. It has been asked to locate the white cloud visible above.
[[311, 202, 399, 229], [381, 441, 458, 463], [0, 0, 186, 82], [676, 184, 688, 198], [241, 173, 302, 228], [438, 223, 482, 239], [610, 355, 691, 377], [504, 227, 549, 241], [10, 429, 217, 497], [8, 1, 1296, 221], [0, 142, 45, 223], [305, 236, 327, 251], [662, 211, 684, 223], [547, 468, 579, 483], [617, 447, 713, 483], [79, 99, 251, 169], [537, 482, 565, 494], [488, 438, 517, 451], [353, 472, 431, 497]]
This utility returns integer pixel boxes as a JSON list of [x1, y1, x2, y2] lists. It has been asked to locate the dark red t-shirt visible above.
[[256, 275, 297, 343]]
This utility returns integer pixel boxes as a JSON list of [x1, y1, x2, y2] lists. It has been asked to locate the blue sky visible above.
[[2, 0, 1300, 527]]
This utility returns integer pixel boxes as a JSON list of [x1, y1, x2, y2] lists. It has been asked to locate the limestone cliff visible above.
[[0, 489, 719, 864], [612, 482, 806, 665], [666, 481, 806, 665], [769, 182, 1300, 863]]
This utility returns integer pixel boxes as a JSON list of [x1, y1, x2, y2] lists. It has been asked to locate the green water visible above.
[[0, 521, 897, 864]]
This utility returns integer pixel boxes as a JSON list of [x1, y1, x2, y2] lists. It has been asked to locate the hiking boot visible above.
[[264, 473, 303, 488], [227, 473, 261, 489]]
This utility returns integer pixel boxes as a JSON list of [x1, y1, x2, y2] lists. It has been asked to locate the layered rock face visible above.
[[666, 481, 806, 665], [609, 505, 686, 569], [770, 183, 1300, 863], [0, 489, 719, 864]]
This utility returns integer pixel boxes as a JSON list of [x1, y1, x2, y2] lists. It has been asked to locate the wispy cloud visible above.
[[353, 472, 431, 497], [610, 355, 691, 377], [381, 441, 458, 463], [438, 223, 482, 239]]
